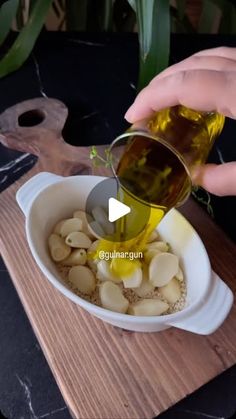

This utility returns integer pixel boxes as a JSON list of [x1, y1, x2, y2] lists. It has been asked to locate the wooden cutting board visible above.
[[0, 98, 236, 419]]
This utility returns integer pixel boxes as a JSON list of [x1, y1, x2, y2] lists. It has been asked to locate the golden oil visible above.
[[102, 106, 225, 276], [116, 105, 225, 209]]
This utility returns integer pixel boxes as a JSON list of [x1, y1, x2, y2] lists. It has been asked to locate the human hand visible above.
[[125, 47, 236, 196]]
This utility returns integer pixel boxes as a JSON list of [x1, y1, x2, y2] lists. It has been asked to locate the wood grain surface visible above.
[[0, 98, 236, 419]]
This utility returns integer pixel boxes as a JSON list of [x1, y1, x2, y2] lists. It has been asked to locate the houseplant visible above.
[[0, 0, 235, 89]]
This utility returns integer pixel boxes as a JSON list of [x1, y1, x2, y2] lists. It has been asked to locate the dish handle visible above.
[[167, 271, 233, 335], [16, 172, 63, 216]]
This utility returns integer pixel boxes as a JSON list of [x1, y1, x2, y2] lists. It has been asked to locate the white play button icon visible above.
[[108, 197, 131, 222], [86, 178, 150, 241]]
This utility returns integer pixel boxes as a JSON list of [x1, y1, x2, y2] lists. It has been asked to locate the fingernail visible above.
[[124, 108, 134, 122]]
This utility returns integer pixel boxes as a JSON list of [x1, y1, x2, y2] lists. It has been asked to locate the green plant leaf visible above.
[[0, 0, 52, 78], [198, 0, 220, 33], [29, 0, 39, 14], [127, 0, 136, 12], [90, 145, 98, 159], [102, 0, 113, 31], [136, 0, 170, 91], [0, 0, 19, 46]]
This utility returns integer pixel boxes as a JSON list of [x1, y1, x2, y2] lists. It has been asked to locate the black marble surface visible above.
[[0, 32, 236, 419]]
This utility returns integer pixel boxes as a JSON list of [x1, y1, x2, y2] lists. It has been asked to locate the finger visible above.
[[193, 162, 236, 196], [194, 46, 236, 60], [125, 69, 236, 122], [150, 55, 236, 82]]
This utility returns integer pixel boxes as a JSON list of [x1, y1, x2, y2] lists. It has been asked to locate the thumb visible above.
[[193, 162, 236, 196]]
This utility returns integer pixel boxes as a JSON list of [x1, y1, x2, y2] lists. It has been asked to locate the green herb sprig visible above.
[[89, 146, 113, 168], [192, 185, 214, 217]]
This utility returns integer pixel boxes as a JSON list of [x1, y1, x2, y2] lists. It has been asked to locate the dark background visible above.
[[0, 32, 236, 418]]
